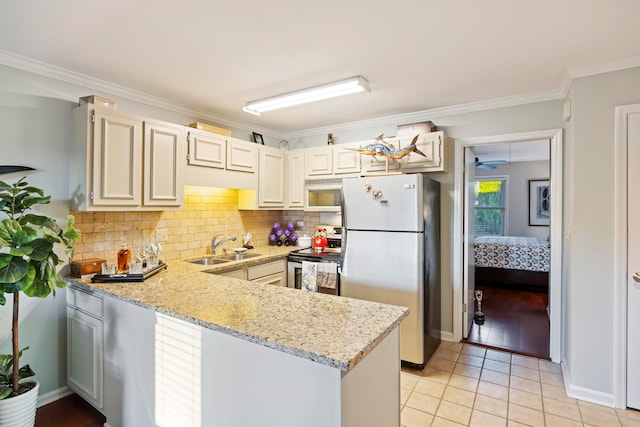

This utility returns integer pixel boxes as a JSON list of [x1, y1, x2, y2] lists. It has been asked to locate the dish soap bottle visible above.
[[117, 237, 130, 274]]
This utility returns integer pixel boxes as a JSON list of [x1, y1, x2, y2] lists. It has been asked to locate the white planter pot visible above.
[[0, 381, 39, 427]]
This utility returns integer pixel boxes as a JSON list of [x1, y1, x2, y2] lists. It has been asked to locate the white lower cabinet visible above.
[[247, 259, 286, 286], [66, 301, 103, 410], [67, 285, 156, 425], [67, 284, 399, 426], [219, 259, 286, 286]]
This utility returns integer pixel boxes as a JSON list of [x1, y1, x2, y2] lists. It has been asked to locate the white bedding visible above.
[[474, 236, 550, 272]]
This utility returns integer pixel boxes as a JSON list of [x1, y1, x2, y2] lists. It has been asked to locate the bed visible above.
[[473, 236, 550, 289]]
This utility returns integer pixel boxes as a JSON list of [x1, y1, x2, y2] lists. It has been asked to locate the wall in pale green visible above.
[[562, 67, 640, 399]]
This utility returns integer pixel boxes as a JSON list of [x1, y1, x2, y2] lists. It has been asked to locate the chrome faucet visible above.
[[211, 234, 236, 255]]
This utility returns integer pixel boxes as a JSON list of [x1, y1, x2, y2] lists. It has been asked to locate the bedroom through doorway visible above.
[[464, 140, 551, 359]]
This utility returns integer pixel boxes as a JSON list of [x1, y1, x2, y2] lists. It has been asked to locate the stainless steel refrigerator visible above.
[[341, 173, 440, 368]]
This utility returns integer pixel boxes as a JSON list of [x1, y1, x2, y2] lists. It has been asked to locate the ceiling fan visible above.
[[475, 157, 508, 170]]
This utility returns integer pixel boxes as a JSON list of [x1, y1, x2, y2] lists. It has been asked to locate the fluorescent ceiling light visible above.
[[243, 76, 370, 116]]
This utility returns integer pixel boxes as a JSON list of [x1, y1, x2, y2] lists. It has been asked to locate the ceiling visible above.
[[1, 1, 640, 136]]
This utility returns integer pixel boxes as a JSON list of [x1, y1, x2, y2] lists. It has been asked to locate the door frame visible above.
[[613, 103, 640, 408], [452, 129, 563, 362]]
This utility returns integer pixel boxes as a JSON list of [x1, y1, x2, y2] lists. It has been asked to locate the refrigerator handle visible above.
[[340, 185, 347, 273]]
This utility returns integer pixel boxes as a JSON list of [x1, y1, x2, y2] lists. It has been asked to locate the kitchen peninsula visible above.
[[64, 249, 408, 427]]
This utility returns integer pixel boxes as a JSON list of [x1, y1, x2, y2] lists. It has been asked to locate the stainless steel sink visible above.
[[218, 253, 262, 261], [185, 256, 232, 265], [185, 253, 262, 265]]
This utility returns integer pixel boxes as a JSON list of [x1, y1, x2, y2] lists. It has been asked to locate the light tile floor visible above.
[[401, 342, 640, 427]]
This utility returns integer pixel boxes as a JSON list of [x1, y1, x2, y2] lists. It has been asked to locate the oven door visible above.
[[287, 260, 340, 295]]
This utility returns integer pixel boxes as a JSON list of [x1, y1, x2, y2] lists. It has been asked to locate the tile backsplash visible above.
[[72, 186, 320, 263]]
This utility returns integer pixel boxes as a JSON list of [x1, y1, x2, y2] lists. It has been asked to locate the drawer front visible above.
[[247, 260, 285, 281], [67, 287, 104, 318]]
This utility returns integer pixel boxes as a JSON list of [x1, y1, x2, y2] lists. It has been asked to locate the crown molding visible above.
[[282, 89, 564, 140], [3, 49, 639, 141], [568, 55, 640, 79], [0, 50, 279, 138]]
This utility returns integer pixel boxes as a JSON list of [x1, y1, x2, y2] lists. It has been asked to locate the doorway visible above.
[[465, 142, 551, 359], [452, 129, 563, 363], [613, 104, 640, 409]]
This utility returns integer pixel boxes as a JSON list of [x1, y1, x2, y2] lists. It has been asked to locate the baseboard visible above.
[[37, 385, 73, 408], [561, 361, 616, 408], [439, 330, 455, 342]]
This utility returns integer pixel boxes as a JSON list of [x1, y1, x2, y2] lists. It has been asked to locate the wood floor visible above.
[[35, 393, 105, 427], [464, 283, 550, 359]]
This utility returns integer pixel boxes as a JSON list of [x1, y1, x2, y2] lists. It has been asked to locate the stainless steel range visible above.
[[287, 237, 341, 295]]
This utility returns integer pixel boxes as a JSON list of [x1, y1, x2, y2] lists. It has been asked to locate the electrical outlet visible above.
[[156, 228, 168, 243], [296, 221, 305, 228]]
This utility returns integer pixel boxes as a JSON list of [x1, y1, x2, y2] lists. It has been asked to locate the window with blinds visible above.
[[474, 178, 507, 236]]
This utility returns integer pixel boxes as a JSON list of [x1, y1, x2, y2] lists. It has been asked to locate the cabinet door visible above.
[[91, 110, 143, 207], [187, 129, 226, 169], [258, 149, 285, 207], [252, 272, 286, 287], [227, 139, 258, 173], [305, 147, 333, 178], [399, 131, 444, 171], [333, 143, 361, 175], [67, 307, 103, 409], [286, 150, 305, 208], [143, 120, 186, 208]]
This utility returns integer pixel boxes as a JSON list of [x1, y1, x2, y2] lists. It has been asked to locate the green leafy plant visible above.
[[0, 177, 81, 399]]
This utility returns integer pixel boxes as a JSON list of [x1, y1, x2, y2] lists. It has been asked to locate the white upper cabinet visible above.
[[397, 131, 449, 172], [70, 105, 185, 211], [286, 149, 305, 209], [187, 129, 258, 174], [305, 146, 333, 178], [90, 108, 143, 207], [238, 146, 285, 210], [143, 120, 186, 207], [304, 144, 362, 179], [187, 128, 226, 169], [258, 147, 285, 207], [227, 137, 258, 173], [332, 142, 361, 175]]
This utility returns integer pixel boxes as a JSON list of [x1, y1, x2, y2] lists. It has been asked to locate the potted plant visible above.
[[0, 177, 81, 425]]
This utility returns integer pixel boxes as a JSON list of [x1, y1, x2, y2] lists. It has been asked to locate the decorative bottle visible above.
[[117, 237, 130, 274]]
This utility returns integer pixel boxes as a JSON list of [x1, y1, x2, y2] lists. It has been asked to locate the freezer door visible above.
[[341, 230, 425, 365], [342, 174, 424, 232]]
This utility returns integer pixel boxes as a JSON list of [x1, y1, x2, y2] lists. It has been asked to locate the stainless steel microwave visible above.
[[305, 184, 342, 211]]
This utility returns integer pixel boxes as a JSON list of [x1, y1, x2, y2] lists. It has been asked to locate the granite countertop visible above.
[[64, 245, 408, 372]]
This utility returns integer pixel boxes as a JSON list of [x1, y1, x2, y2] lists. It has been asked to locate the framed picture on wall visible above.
[[252, 132, 264, 145], [529, 179, 550, 226]]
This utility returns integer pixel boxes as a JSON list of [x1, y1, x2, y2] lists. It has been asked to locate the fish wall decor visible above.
[[346, 134, 425, 160]]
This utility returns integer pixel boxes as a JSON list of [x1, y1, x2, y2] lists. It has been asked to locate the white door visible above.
[[627, 107, 640, 410], [462, 147, 476, 338]]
